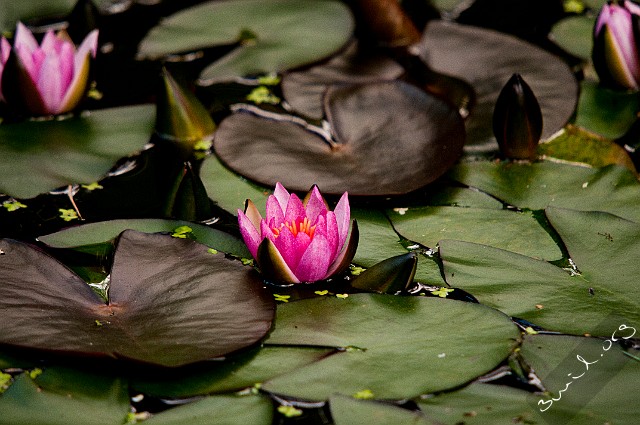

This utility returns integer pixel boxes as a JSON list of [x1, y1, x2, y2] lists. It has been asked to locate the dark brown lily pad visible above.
[[0, 230, 275, 368], [213, 80, 465, 196], [419, 21, 577, 152]]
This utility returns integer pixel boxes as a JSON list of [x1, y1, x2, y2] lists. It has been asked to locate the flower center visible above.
[[272, 217, 316, 239]]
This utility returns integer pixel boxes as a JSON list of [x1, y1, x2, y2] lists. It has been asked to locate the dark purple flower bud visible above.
[[493, 73, 543, 160]]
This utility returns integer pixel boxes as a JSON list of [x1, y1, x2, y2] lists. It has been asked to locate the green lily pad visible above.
[[330, 395, 431, 425], [440, 207, 640, 336], [574, 80, 640, 139], [0, 230, 275, 367], [420, 21, 578, 152], [214, 80, 465, 196], [538, 125, 636, 172], [0, 0, 75, 32], [261, 293, 520, 400], [200, 153, 270, 217], [130, 346, 332, 398], [449, 159, 640, 222], [136, 0, 354, 84], [520, 334, 640, 424], [550, 15, 594, 60], [388, 206, 562, 260], [0, 367, 129, 425], [38, 218, 251, 258], [0, 105, 155, 199], [141, 394, 273, 425]]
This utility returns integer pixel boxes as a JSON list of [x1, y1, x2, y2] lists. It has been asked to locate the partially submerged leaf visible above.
[[0, 230, 275, 367], [351, 252, 417, 294], [213, 80, 465, 196]]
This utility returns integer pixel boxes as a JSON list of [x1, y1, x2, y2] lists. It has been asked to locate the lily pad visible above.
[[519, 334, 640, 425], [449, 159, 640, 222], [214, 80, 465, 196], [388, 206, 562, 260], [0, 105, 155, 199], [550, 15, 594, 60], [574, 80, 640, 139], [538, 125, 637, 172], [0, 230, 275, 367], [0, 0, 75, 32], [330, 394, 431, 425], [419, 21, 578, 152], [136, 0, 354, 84], [281, 41, 404, 120], [261, 293, 520, 400], [0, 367, 129, 425], [141, 394, 273, 425], [38, 218, 251, 258], [440, 207, 640, 336], [130, 346, 332, 398]]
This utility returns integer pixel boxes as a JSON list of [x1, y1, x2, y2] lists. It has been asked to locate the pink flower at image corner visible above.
[[238, 183, 359, 284], [0, 22, 98, 116], [593, 0, 640, 90]]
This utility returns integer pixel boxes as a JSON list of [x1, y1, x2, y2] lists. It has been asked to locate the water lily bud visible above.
[[493, 73, 543, 160], [155, 67, 216, 158], [238, 183, 358, 284], [1, 22, 98, 116], [164, 162, 213, 221], [593, 0, 640, 90]]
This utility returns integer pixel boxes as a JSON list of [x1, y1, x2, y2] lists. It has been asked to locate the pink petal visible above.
[[58, 47, 90, 114], [595, 4, 612, 35], [273, 225, 310, 271], [41, 31, 60, 54], [261, 219, 277, 243], [75, 29, 99, 59], [1, 37, 11, 64], [284, 193, 305, 222], [37, 53, 63, 114], [58, 42, 74, 94], [325, 211, 340, 263], [265, 194, 285, 226], [238, 209, 262, 258], [257, 238, 300, 284], [326, 220, 357, 277], [294, 233, 332, 282], [273, 182, 290, 212], [626, 1, 640, 16], [304, 185, 328, 223], [14, 22, 38, 55], [333, 191, 350, 246]]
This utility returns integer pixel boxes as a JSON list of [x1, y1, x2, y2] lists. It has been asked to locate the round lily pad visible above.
[[0, 105, 155, 199], [213, 80, 465, 196], [136, 0, 354, 84], [0, 230, 275, 367], [420, 21, 578, 152], [261, 293, 520, 400]]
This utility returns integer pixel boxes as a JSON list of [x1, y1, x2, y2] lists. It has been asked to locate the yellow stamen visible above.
[[272, 217, 316, 239]]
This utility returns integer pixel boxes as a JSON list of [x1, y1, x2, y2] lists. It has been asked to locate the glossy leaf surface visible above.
[[214, 81, 465, 195], [262, 294, 519, 400], [0, 230, 275, 367]]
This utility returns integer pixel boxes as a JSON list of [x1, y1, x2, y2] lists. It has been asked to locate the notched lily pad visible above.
[[213, 80, 465, 196], [136, 0, 354, 84], [419, 21, 578, 152], [0, 230, 275, 367]]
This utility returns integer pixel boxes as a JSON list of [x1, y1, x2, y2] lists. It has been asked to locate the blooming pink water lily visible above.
[[593, 0, 640, 90], [238, 183, 358, 284], [1, 22, 98, 115]]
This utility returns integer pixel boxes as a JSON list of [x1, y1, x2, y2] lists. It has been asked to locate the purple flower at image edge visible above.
[[0, 22, 98, 115], [593, 0, 640, 90], [238, 183, 358, 284]]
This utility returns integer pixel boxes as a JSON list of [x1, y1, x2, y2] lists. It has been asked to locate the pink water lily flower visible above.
[[238, 183, 358, 284], [593, 0, 640, 90], [1, 22, 98, 115]]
